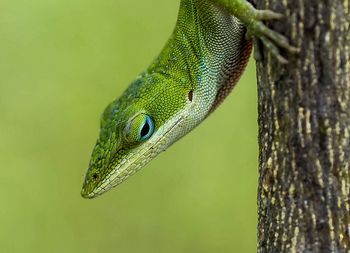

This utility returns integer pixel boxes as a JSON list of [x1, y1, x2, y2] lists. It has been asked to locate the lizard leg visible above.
[[210, 0, 299, 63], [245, 9, 299, 63]]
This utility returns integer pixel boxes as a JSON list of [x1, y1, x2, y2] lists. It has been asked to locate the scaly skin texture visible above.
[[81, 0, 295, 198]]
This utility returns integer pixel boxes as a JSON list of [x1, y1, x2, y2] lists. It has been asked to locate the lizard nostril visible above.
[[92, 173, 99, 181]]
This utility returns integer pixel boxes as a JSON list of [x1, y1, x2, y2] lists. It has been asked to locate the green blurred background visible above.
[[0, 0, 258, 252]]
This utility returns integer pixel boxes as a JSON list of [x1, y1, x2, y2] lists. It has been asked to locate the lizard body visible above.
[[81, 0, 295, 198]]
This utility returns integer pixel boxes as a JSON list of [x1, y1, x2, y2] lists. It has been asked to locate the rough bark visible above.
[[253, 0, 350, 252]]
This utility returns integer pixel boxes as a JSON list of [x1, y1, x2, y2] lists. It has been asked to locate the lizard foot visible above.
[[246, 9, 299, 64]]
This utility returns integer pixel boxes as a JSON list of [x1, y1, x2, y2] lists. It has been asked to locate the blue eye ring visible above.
[[138, 115, 155, 141]]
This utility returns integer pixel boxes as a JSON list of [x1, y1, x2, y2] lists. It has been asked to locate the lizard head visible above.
[[81, 73, 194, 198]]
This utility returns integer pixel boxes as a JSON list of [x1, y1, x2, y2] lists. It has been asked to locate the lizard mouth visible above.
[[81, 115, 186, 199]]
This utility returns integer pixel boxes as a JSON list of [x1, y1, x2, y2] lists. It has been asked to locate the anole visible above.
[[81, 0, 297, 198]]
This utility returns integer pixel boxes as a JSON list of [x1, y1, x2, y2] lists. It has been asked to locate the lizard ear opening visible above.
[[188, 90, 193, 102]]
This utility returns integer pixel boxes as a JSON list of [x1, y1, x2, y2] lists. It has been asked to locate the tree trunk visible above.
[[253, 0, 350, 252]]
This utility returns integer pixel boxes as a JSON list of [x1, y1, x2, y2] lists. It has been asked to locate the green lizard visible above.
[[81, 0, 297, 198]]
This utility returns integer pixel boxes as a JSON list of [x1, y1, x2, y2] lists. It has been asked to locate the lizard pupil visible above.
[[139, 115, 154, 141], [140, 121, 150, 138]]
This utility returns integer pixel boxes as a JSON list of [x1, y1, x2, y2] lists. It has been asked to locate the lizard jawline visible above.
[[86, 114, 186, 198]]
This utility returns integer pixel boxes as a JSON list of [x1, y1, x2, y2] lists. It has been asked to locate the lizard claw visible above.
[[254, 9, 283, 20], [246, 9, 299, 64]]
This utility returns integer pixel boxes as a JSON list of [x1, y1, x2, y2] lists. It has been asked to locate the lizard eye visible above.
[[138, 115, 154, 141], [124, 114, 155, 145]]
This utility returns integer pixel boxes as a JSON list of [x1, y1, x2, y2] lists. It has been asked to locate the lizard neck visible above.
[[148, 0, 252, 116]]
